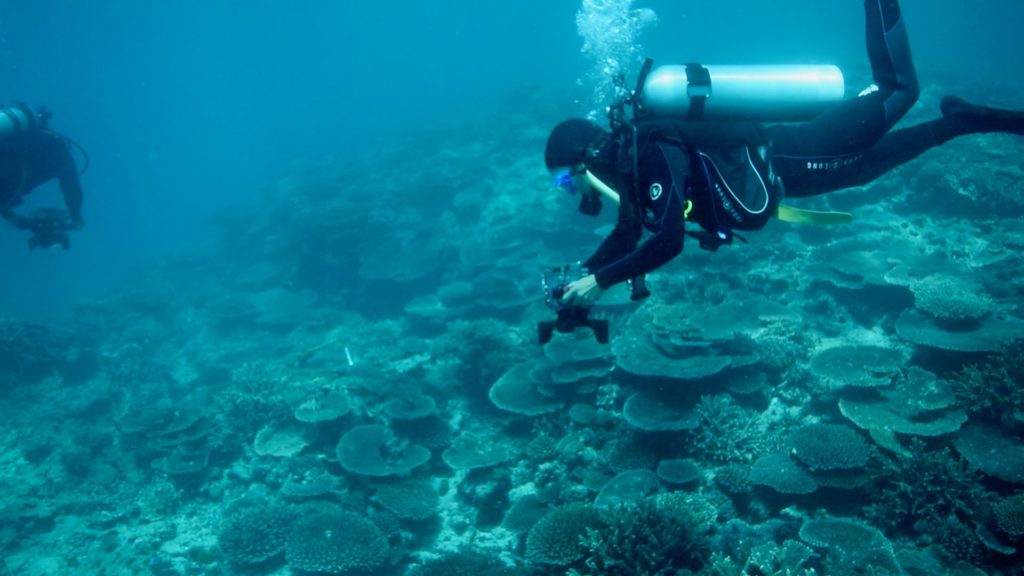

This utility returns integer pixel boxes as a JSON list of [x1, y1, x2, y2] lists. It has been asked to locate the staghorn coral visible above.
[[866, 439, 991, 539], [284, 504, 389, 574], [690, 394, 759, 463], [952, 340, 1024, 425], [581, 492, 717, 575], [788, 422, 871, 471]]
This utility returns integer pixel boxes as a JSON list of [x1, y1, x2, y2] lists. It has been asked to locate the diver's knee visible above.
[[877, 0, 903, 32]]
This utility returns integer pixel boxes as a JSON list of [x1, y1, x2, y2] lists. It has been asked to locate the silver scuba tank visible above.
[[639, 63, 845, 121], [0, 103, 45, 140]]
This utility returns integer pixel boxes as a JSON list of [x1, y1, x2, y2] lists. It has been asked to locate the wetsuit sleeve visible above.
[[589, 147, 685, 288], [583, 217, 643, 274], [56, 146, 83, 221]]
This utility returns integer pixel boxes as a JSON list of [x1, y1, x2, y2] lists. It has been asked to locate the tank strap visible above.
[[685, 63, 712, 121]]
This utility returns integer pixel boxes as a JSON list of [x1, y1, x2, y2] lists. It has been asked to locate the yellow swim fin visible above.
[[776, 203, 853, 225]]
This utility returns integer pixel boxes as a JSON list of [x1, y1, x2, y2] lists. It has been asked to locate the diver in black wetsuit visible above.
[[544, 0, 1024, 306], [0, 105, 85, 249]]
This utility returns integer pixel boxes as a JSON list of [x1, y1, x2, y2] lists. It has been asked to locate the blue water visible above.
[[2, 0, 1022, 317]]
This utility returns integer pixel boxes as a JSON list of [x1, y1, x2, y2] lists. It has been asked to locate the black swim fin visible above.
[[941, 95, 1024, 136]]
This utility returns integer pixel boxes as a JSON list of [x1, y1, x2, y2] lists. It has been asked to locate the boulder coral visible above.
[[284, 504, 389, 574]]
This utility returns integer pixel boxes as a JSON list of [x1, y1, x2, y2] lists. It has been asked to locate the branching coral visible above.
[[581, 492, 717, 575], [690, 394, 759, 463], [431, 318, 529, 391], [952, 340, 1024, 424], [866, 439, 992, 540]]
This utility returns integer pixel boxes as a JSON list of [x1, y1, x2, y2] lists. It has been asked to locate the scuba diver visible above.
[[0, 103, 86, 250], [544, 0, 1024, 308]]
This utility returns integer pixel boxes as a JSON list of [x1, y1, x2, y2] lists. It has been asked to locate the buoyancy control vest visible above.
[[605, 59, 852, 251]]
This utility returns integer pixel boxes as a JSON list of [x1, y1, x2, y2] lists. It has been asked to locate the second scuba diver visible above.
[[0, 103, 86, 250], [545, 0, 1024, 307]]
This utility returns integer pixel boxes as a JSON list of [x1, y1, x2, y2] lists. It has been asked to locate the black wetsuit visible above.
[[0, 130, 83, 222], [584, 0, 1020, 289]]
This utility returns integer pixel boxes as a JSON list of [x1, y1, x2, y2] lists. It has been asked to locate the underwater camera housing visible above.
[[3, 208, 74, 250], [538, 263, 609, 345]]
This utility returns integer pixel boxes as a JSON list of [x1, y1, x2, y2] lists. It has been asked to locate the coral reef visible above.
[[2, 76, 1022, 576]]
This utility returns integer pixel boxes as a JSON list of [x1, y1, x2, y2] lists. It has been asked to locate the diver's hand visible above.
[[562, 274, 604, 306]]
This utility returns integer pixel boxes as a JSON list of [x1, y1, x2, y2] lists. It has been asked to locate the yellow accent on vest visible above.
[[775, 204, 853, 225], [683, 199, 693, 219]]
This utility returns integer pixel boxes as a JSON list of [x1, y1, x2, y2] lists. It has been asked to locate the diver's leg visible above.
[[771, 0, 920, 197], [941, 96, 1024, 136], [780, 96, 1024, 195]]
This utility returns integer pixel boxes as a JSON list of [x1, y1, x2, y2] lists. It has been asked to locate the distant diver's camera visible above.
[[537, 263, 609, 345]]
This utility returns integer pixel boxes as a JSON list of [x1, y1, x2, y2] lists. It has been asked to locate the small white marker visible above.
[[344, 346, 355, 367]]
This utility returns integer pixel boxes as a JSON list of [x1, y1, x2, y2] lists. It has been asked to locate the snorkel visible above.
[[583, 170, 620, 204]]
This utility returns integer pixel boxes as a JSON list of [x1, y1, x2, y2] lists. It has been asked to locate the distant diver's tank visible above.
[[638, 63, 845, 121], [0, 103, 48, 141]]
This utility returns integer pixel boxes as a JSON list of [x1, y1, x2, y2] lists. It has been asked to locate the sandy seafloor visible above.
[[2, 80, 1024, 576]]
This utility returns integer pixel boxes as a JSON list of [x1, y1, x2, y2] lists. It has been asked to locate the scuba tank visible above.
[[0, 103, 50, 141], [637, 63, 845, 121]]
